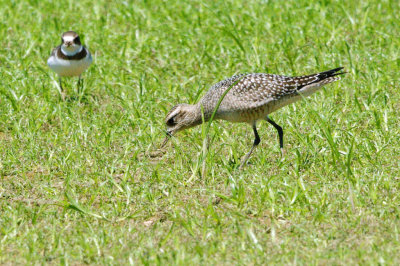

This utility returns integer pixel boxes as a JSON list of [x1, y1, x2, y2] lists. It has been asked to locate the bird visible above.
[[163, 67, 346, 168], [47, 31, 92, 100]]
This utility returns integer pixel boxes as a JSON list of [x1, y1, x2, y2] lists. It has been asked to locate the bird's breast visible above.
[[47, 54, 92, 77]]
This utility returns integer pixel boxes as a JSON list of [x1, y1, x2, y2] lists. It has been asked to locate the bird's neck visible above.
[[191, 103, 214, 125], [61, 45, 83, 56]]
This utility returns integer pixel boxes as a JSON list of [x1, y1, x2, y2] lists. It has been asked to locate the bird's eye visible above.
[[74, 36, 81, 44], [167, 117, 176, 126], [61, 38, 64, 43]]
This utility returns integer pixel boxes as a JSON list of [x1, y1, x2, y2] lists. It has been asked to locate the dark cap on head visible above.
[[62, 31, 79, 38], [61, 31, 81, 45]]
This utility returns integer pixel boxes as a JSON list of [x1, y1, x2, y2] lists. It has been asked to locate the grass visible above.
[[1, 0, 400, 264]]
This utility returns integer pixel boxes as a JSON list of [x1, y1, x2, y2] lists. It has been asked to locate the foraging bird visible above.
[[47, 31, 92, 100], [163, 67, 345, 168]]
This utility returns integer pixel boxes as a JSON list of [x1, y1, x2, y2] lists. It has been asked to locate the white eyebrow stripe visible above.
[[63, 36, 75, 42]]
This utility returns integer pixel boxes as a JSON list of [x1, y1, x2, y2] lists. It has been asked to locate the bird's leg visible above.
[[77, 75, 82, 94], [266, 115, 284, 154], [239, 122, 260, 169], [59, 77, 66, 101]]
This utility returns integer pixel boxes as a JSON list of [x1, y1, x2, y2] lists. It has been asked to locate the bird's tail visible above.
[[296, 67, 346, 96], [314, 67, 346, 83]]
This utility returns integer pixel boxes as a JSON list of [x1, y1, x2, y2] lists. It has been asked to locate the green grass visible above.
[[1, 0, 400, 264]]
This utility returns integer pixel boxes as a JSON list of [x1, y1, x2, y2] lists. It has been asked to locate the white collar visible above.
[[61, 45, 83, 56]]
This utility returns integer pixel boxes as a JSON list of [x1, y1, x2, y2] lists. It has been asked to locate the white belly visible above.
[[47, 55, 92, 77]]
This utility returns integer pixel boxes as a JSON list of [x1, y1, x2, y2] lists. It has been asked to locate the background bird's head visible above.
[[61, 31, 82, 54]]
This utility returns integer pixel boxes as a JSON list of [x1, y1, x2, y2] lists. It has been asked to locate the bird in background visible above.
[[163, 67, 346, 168], [47, 31, 92, 100]]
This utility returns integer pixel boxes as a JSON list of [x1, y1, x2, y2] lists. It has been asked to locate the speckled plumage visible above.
[[164, 67, 345, 168], [198, 68, 344, 123]]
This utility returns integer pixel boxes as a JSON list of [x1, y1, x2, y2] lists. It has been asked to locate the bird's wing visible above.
[[227, 68, 345, 109], [50, 45, 61, 57]]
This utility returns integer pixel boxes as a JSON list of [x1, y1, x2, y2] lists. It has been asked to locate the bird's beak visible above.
[[161, 130, 172, 148]]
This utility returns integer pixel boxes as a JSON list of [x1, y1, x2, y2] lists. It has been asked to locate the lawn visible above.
[[1, 0, 400, 264]]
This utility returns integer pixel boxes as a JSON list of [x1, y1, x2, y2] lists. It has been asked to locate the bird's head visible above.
[[61, 31, 82, 54], [161, 103, 202, 147]]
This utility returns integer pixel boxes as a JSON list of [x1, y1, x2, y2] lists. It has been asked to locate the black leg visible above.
[[59, 77, 65, 101], [239, 122, 260, 169], [77, 75, 82, 94], [59, 77, 63, 92], [266, 115, 283, 152]]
